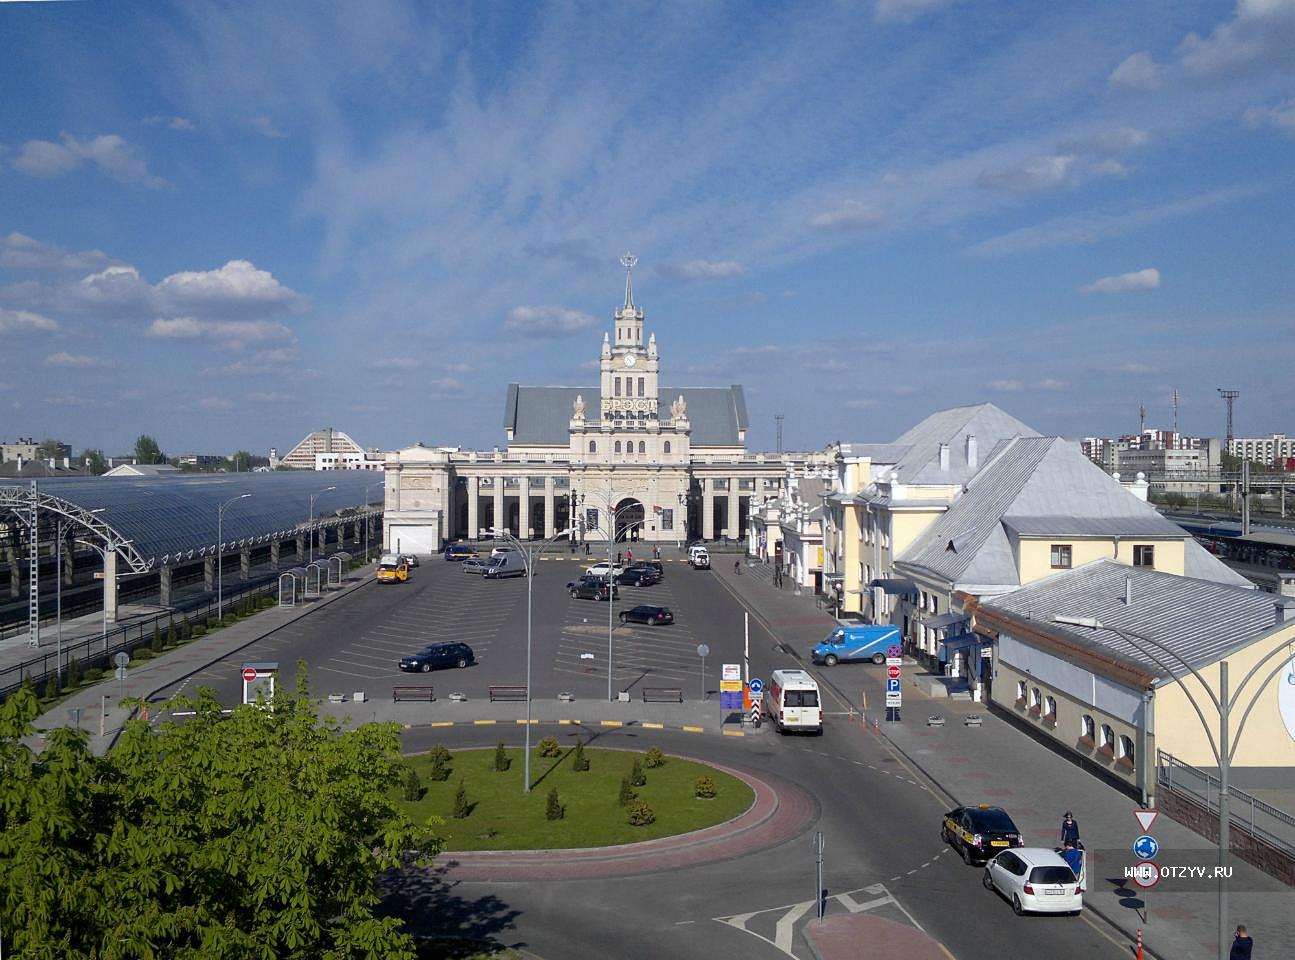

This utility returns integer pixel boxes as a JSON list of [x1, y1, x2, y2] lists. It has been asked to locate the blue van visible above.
[[812, 624, 901, 666]]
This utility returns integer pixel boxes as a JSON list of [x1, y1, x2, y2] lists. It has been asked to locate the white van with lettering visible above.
[[765, 669, 822, 735]]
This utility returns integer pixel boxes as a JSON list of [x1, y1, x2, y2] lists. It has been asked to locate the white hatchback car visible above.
[[983, 847, 1083, 916], [584, 562, 624, 579]]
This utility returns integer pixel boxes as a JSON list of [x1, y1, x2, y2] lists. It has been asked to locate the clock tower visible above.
[[599, 253, 660, 428]]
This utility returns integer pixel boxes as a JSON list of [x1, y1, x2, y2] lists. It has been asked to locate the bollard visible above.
[[1135, 929, 1142, 960], [874, 718, 880, 734]]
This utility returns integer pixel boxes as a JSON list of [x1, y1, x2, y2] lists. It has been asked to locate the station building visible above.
[[381, 258, 820, 554]]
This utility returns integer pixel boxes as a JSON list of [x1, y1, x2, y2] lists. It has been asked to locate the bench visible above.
[[642, 687, 683, 703], [392, 686, 435, 702], [489, 685, 528, 702]]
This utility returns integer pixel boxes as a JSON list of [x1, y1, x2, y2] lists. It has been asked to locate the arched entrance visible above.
[[615, 498, 645, 542]]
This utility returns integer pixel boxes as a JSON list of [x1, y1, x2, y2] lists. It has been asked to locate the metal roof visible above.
[[503, 384, 748, 446], [982, 559, 1292, 680], [887, 402, 1039, 484], [0, 472, 381, 569]]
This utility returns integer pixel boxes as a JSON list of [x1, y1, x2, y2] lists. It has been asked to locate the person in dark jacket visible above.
[[1060, 840, 1084, 877], [1229, 925, 1253, 960], [1060, 811, 1081, 847]]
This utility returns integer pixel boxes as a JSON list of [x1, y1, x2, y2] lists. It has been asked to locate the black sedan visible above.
[[618, 605, 674, 625], [398, 642, 475, 672], [617, 565, 662, 586], [568, 578, 619, 601], [941, 804, 1025, 865]]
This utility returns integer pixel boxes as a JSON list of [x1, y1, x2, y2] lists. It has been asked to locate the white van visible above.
[[765, 669, 822, 734]]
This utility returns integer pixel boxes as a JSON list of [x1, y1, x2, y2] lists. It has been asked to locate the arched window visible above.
[[664, 441, 671, 454], [1043, 696, 1057, 720], [615, 377, 622, 397], [1080, 714, 1095, 741], [1029, 687, 1041, 714], [1118, 735, 1135, 764], [638, 377, 645, 397], [1016, 681, 1027, 703], [614, 441, 622, 453], [1100, 724, 1116, 755], [638, 441, 646, 454], [588, 440, 597, 454]]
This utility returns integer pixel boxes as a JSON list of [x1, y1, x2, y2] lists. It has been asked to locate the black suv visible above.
[[398, 642, 475, 673], [568, 577, 619, 601], [941, 805, 1024, 864], [617, 565, 662, 586]]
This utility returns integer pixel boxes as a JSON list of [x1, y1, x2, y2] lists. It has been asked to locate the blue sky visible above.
[[1, 0, 1293, 458]]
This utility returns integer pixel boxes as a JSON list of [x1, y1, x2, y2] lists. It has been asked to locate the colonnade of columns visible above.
[[465, 475, 563, 540]]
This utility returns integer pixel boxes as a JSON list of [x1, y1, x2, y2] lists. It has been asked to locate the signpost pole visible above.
[[814, 831, 825, 921]]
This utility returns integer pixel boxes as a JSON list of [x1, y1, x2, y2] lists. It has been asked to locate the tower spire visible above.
[[621, 252, 637, 310]]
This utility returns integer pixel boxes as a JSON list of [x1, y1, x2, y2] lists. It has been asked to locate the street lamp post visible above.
[[1053, 614, 1295, 960], [308, 486, 337, 565], [363, 481, 381, 562], [492, 525, 572, 794], [217, 493, 252, 619], [576, 494, 647, 701]]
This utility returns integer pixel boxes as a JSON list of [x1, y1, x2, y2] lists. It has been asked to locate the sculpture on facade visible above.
[[572, 394, 586, 419], [670, 394, 688, 419]]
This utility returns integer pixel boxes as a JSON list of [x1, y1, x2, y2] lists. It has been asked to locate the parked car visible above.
[[483, 555, 526, 579], [461, 557, 489, 574], [618, 604, 674, 625], [641, 559, 664, 578], [398, 553, 420, 568], [444, 544, 476, 561], [568, 577, 619, 601], [983, 848, 1083, 916], [689, 549, 711, 570], [398, 641, 476, 673], [584, 562, 624, 579], [376, 554, 409, 583], [812, 624, 901, 666], [942, 805, 1025, 865], [617, 565, 662, 586]]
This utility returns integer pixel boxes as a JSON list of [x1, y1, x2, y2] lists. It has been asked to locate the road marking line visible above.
[[836, 893, 892, 913], [430, 721, 454, 727], [515, 719, 538, 724], [718, 911, 757, 931], [600, 720, 623, 727], [682, 725, 704, 733], [473, 720, 497, 725], [558, 719, 573, 725], [642, 722, 664, 729], [774, 901, 812, 954], [722, 730, 744, 737], [938, 943, 957, 960]]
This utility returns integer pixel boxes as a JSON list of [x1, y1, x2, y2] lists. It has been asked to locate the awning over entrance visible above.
[[938, 632, 990, 678], [869, 577, 919, 598], [923, 611, 969, 629]]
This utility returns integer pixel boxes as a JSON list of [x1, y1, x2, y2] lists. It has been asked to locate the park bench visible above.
[[489, 685, 528, 702], [642, 687, 683, 703], [392, 686, 435, 702]]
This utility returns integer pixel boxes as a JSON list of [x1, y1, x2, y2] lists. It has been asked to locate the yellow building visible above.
[[971, 560, 1295, 803]]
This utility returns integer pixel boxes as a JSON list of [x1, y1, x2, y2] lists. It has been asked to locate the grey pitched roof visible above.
[[889, 402, 1039, 484], [838, 442, 912, 462], [982, 559, 1286, 680], [503, 384, 746, 446], [896, 436, 1237, 590], [1182, 539, 1254, 588]]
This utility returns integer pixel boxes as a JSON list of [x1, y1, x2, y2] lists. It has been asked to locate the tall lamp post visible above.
[[493, 525, 572, 794], [1053, 614, 1295, 960], [363, 481, 381, 562], [575, 493, 647, 701], [217, 493, 252, 619], [308, 485, 337, 565]]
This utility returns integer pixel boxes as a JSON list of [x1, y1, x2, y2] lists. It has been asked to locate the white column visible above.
[[493, 478, 504, 537], [727, 476, 740, 539], [104, 549, 119, 624], [518, 475, 531, 539], [702, 479, 715, 540], [543, 477, 555, 538], [467, 476, 480, 540]]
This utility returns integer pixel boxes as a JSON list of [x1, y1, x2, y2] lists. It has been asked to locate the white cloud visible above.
[[659, 259, 747, 280], [249, 391, 294, 403], [1243, 98, 1295, 136], [251, 115, 287, 139], [367, 357, 420, 370], [977, 154, 1075, 193], [874, 0, 954, 24], [45, 351, 105, 368], [1058, 127, 1149, 155], [845, 398, 881, 409], [0, 307, 58, 333], [196, 397, 234, 410], [0, 233, 112, 272], [989, 379, 1025, 392], [810, 200, 884, 230], [147, 316, 293, 346], [156, 260, 303, 314], [505, 305, 597, 338], [1178, 0, 1295, 78], [142, 115, 196, 132], [1079, 267, 1161, 294], [1036, 378, 1068, 391], [46, 395, 88, 407], [1108, 52, 1163, 90], [428, 377, 464, 392], [11, 133, 166, 188]]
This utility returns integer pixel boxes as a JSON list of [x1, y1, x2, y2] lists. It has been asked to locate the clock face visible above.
[[623, 353, 636, 367]]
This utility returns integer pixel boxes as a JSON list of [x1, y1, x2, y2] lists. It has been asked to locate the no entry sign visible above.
[[242, 667, 258, 682], [886, 665, 902, 680]]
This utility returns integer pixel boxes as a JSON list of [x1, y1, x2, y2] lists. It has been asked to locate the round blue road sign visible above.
[[1133, 835, 1159, 860], [749, 678, 763, 694], [887, 644, 902, 659]]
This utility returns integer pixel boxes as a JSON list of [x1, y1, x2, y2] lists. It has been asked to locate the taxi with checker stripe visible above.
[[941, 804, 1024, 865]]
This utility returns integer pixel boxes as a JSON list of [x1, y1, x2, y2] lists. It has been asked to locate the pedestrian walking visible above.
[[1230, 925, 1253, 960], [1060, 811, 1081, 847], [734, 560, 741, 575], [627, 549, 633, 564], [653, 545, 660, 560]]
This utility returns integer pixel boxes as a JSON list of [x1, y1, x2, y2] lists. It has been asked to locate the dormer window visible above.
[[945, 539, 957, 553]]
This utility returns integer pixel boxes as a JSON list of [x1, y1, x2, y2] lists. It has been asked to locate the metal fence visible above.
[[1157, 749, 1295, 856]]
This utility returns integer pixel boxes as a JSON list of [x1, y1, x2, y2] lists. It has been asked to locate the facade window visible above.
[[1080, 714, 1095, 741], [637, 377, 644, 397], [638, 441, 645, 454], [1133, 545, 1155, 567], [585, 508, 599, 532], [615, 377, 622, 397], [1043, 696, 1057, 721], [1100, 724, 1115, 755], [1050, 544, 1073, 568], [588, 440, 597, 453], [661, 508, 673, 531], [1029, 687, 1041, 714], [931, 596, 939, 615], [1118, 735, 1135, 764], [614, 441, 622, 453], [664, 441, 671, 454], [1016, 680, 1027, 703]]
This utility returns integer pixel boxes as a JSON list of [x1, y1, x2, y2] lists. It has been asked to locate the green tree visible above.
[[618, 776, 635, 807], [230, 450, 255, 472], [0, 668, 439, 959], [545, 787, 564, 821], [133, 433, 165, 465], [83, 449, 108, 475], [629, 757, 646, 787], [452, 779, 471, 819], [493, 741, 510, 772], [572, 738, 590, 772], [36, 438, 66, 460]]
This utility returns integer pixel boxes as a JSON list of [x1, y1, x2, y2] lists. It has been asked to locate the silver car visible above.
[[461, 557, 488, 574]]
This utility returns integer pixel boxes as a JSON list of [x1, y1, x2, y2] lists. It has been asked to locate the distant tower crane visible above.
[[1138, 403, 1146, 444], [775, 414, 785, 454], [1218, 388, 1240, 442]]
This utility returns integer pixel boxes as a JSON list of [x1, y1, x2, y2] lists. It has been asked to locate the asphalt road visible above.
[[152, 555, 1136, 960]]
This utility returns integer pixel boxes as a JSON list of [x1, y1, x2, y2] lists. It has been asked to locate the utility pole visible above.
[[1218, 388, 1239, 442], [775, 414, 784, 455], [1171, 387, 1179, 435], [1138, 403, 1146, 443]]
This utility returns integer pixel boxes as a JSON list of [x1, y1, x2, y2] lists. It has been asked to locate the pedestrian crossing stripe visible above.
[[600, 719, 624, 727], [682, 725, 704, 732]]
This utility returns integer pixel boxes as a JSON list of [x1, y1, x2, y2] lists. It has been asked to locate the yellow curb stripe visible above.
[[722, 730, 745, 737], [682, 725, 704, 733], [558, 719, 573, 725], [430, 721, 454, 727], [642, 722, 665, 729], [600, 720, 624, 727], [473, 719, 497, 725]]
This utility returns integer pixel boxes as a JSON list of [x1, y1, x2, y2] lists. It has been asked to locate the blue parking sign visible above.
[[749, 678, 763, 694], [886, 678, 901, 693]]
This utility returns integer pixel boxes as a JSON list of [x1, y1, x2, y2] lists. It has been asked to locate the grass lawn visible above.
[[397, 745, 754, 850]]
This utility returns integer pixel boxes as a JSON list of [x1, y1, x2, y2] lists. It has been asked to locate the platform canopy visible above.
[[0, 472, 382, 571]]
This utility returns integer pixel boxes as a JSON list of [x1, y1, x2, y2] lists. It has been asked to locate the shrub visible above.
[[493, 742, 510, 772], [45, 668, 61, 700], [545, 787, 564, 821], [629, 757, 646, 787], [166, 619, 177, 647], [179, 619, 192, 643], [452, 779, 470, 819], [20, 672, 35, 695], [66, 657, 83, 689], [192, 623, 207, 638], [536, 736, 562, 758], [83, 667, 104, 683], [206, 617, 220, 630], [572, 738, 590, 772], [428, 745, 453, 782], [150, 624, 164, 653], [403, 767, 422, 801], [132, 648, 154, 661], [644, 747, 666, 769], [694, 776, 717, 799], [618, 776, 636, 807], [626, 799, 656, 827]]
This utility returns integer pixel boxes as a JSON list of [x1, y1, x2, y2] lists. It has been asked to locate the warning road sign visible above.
[[1134, 810, 1159, 832]]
